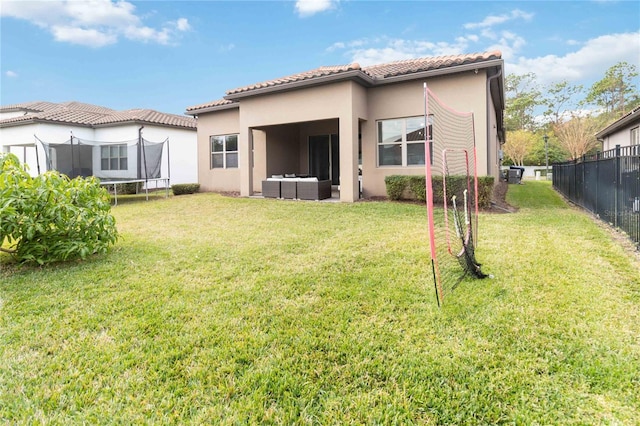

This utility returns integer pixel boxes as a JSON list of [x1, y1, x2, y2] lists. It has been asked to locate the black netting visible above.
[[36, 135, 167, 181]]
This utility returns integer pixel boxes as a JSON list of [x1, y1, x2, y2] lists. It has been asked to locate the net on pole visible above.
[[424, 84, 488, 306], [36, 135, 167, 181]]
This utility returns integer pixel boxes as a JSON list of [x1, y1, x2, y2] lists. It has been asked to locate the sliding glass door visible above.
[[309, 134, 339, 185]]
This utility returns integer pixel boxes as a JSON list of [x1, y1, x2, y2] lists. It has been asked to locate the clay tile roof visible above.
[[185, 98, 237, 112], [362, 51, 502, 78], [188, 51, 502, 113], [92, 109, 196, 128], [226, 63, 362, 95], [0, 101, 63, 113], [0, 101, 195, 129]]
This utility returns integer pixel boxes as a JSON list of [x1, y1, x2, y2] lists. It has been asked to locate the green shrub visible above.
[[172, 183, 200, 196], [477, 176, 495, 209], [115, 182, 141, 194], [383, 176, 406, 201], [407, 175, 427, 202], [0, 153, 118, 265], [384, 174, 495, 208]]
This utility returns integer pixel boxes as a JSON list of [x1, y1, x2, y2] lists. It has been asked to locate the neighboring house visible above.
[[596, 106, 640, 151], [186, 51, 505, 202], [0, 101, 197, 185]]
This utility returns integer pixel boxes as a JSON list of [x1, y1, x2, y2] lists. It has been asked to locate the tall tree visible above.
[[503, 130, 535, 166], [505, 73, 542, 132], [585, 62, 639, 118], [525, 134, 567, 166], [543, 80, 584, 126], [553, 114, 600, 160]]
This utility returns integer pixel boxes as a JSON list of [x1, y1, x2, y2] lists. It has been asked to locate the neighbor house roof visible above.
[[187, 51, 502, 115], [595, 105, 640, 140], [0, 101, 196, 130]]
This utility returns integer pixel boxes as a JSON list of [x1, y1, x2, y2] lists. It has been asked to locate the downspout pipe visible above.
[[486, 66, 503, 177]]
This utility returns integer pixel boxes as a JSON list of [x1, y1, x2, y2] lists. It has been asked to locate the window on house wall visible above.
[[377, 115, 433, 167], [631, 127, 639, 146], [210, 134, 238, 169], [101, 144, 128, 170]]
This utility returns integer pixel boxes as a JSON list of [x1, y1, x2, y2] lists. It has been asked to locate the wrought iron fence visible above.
[[553, 145, 640, 247]]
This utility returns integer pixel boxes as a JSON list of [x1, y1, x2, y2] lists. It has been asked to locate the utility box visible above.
[[508, 169, 521, 184]]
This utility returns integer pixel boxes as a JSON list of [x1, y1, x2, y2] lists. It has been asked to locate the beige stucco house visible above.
[[186, 51, 505, 202], [596, 106, 640, 151]]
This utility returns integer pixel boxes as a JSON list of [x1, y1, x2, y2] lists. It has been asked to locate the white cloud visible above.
[[295, 0, 338, 17], [507, 32, 640, 84], [0, 0, 190, 47], [175, 18, 191, 32], [485, 30, 527, 59], [326, 41, 346, 52], [464, 9, 534, 30], [51, 25, 118, 47], [5, 70, 18, 78], [327, 36, 472, 66]]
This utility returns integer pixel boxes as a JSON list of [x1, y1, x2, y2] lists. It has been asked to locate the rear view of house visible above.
[[187, 51, 505, 202]]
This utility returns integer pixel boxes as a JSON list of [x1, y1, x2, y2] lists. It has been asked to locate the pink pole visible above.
[[424, 83, 442, 306]]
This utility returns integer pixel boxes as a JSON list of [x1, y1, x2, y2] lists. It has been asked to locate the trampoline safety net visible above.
[[36, 135, 167, 181]]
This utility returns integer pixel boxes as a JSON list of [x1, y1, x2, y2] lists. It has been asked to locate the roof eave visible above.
[[373, 59, 504, 86], [595, 107, 640, 140], [185, 102, 239, 116], [0, 118, 36, 128], [0, 118, 94, 128], [224, 70, 375, 101], [93, 119, 196, 131]]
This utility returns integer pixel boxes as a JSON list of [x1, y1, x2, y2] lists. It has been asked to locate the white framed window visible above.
[[377, 115, 433, 167], [631, 126, 639, 146], [210, 134, 238, 169], [101, 144, 128, 170]]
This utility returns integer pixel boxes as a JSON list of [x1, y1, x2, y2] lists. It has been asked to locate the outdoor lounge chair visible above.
[[297, 179, 331, 200], [262, 180, 281, 198], [281, 179, 298, 199]]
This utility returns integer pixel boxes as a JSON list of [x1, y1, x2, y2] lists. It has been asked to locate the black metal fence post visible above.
[[615, 145, 621, 228]]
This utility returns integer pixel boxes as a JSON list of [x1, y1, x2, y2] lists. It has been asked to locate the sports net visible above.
[[424, 84, 488, 306], [36, 135, 167, 181]]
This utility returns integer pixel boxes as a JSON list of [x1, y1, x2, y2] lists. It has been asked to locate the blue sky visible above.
[[1, 0, 639, 115]]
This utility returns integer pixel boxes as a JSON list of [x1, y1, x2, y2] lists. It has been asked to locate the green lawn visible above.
[[1, 181, 639, 424]]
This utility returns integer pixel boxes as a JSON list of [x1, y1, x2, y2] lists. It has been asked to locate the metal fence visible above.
[[553, 144, 640, 247]]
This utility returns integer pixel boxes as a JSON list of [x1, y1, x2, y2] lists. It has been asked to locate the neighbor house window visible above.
[[101, 144, 128, 170], [631, 127, 639, 146], [210, 134, 238, 169], [377, 115, 433, 167]]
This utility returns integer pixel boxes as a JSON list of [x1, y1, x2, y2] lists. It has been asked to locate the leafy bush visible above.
[[172, 183, 200, 196], [407, 175, 427, 201], [115, 182, 141, 195], [0, 153, 118, 265], [384, 174, 495, 208], [477, 176, 495, 209], [383, 176, 407, 201]]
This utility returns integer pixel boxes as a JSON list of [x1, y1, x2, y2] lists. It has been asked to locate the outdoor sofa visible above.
[[262, 175, 331, 200]]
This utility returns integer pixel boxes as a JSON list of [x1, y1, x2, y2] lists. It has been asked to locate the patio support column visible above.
[[339, 112, 359, 202], [239, 125, 253, 197]]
